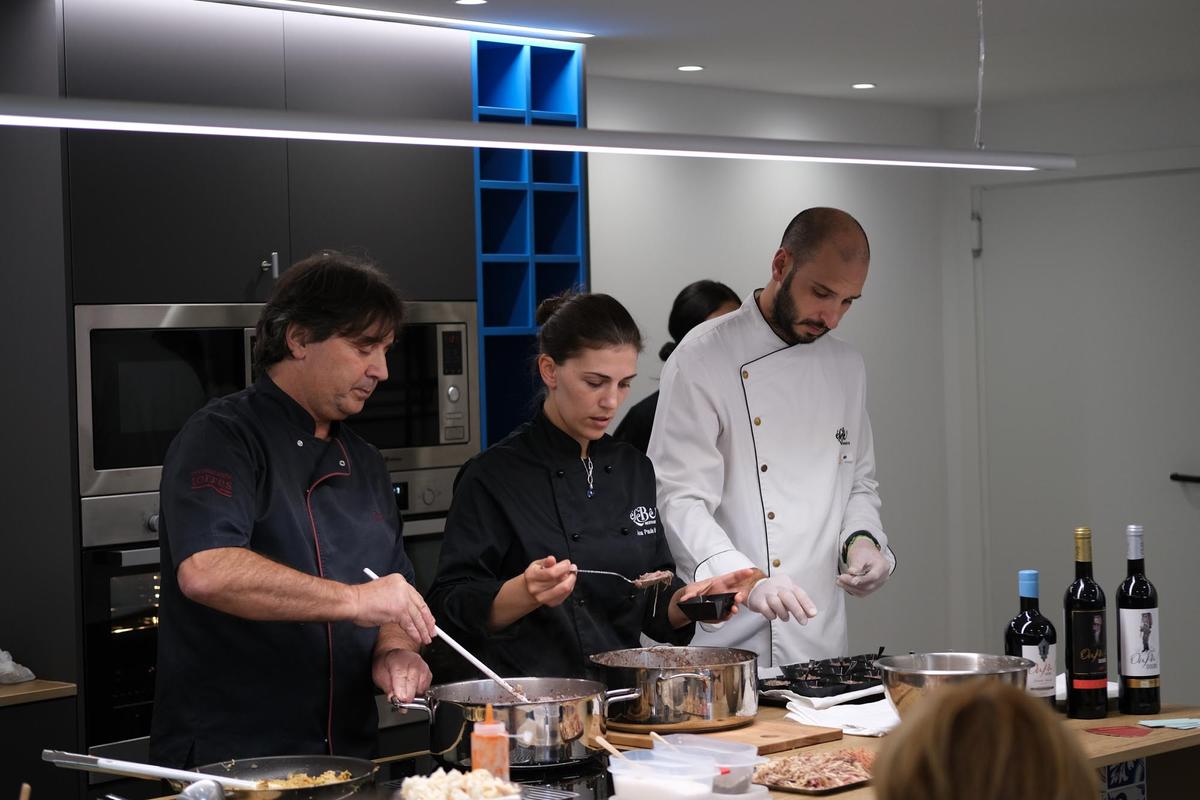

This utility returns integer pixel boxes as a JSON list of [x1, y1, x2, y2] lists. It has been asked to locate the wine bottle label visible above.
[[1119, 607, 1160, 677], [1070, 609, 1107, 680], [1022, 641, 1057, 696]]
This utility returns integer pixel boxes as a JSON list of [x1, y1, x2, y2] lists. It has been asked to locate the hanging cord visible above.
[[974, 0, 986, 150]]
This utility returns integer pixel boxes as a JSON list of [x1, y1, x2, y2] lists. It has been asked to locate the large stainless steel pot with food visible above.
[[397, 677, 639, 768], [589, 646, 758, 731]]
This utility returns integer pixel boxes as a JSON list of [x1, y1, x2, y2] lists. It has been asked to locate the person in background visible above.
[[612, 279, 741, 453], [872, 681, 1097, 800], [428, 292, 756, 680], [151, 252, 436, 768], [649, 207, 895, 667]]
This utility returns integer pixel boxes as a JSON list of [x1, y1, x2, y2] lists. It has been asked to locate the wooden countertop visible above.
[[754, 703, 1200, 799], [0, 679, 77, 708]]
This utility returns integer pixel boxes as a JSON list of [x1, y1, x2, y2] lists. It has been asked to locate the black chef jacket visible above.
[[427, 409, 693, 681], [150, 376, 415, 768], [611, 390, 659, 454]]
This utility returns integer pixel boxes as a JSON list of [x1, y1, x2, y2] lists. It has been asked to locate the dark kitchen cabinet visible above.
[[64, 0, 290, 303], [283, 15, 476, 300], [67, 132, 290, 303]]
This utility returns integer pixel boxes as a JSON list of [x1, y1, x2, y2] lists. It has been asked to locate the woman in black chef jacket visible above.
[[427, 292, 754, 680]]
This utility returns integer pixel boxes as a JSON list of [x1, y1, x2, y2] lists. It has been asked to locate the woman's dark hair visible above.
[[535, 291, 643, 364], [253, 250, 404, 374], [658, 279, 740, 361]]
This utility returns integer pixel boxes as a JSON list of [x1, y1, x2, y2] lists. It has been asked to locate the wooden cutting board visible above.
[[605, 717, 842, 755]]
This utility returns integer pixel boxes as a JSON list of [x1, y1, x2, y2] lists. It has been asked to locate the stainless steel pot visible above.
[[398, 677, 639, 768], [589, 646, 758, 731]]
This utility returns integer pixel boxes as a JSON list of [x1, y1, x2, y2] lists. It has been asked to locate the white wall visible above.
[[586, 77, 951, 657], [935, 84, 1200, 653], [586, 76, 1200, 664]]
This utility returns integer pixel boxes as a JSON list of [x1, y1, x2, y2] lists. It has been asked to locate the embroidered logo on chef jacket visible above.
[[629, 505, 658, 535], [835, 427, 851, 446], [190, 468, 233, 497]]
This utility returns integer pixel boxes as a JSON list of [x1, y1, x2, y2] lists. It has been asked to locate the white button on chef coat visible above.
[[648, 292, 895, 667]]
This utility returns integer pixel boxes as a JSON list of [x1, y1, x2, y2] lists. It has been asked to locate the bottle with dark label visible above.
[[1005, 569, 1057, 705], [1117, 524, 1160, 715], [1064, 526, 1108, 719]]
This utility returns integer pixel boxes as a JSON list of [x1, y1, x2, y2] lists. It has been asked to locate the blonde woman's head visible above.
[[873, 681, 1097, 800]]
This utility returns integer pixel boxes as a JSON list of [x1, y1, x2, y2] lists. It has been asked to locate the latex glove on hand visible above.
[[836, 538, 891, 597], [747, 575, 818, 624]]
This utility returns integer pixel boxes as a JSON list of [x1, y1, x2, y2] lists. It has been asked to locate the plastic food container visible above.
[[606, 750, 716, 800], [655, 735, 768, 795]]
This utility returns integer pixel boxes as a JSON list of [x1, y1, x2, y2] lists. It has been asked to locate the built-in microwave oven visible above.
[[74, 301, 479, 513]]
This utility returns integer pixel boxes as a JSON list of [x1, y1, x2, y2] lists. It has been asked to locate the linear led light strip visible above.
[[198, 0, 594, 39], [0, 95, 1076, 171]]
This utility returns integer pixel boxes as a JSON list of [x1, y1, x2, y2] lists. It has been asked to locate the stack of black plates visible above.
[[760, 650, 886, 699]]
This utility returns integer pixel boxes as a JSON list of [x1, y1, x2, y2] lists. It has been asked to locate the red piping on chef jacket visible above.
[[305, 438, 352, 755]]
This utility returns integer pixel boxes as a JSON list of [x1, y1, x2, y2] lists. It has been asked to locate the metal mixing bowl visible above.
[[874, 652, 1035, 720]]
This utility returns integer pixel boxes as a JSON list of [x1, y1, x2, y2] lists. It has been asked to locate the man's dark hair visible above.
[[253, 250, 404, 374], [779, 207, 871, 265]]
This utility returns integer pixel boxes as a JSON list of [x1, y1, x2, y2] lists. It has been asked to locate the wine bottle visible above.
[[1064, 526, 1108, 719], [1005, 569, 1057, 705], [1117, 524, 1160, 715]]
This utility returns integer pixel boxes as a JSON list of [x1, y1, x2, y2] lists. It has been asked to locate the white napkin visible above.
[[0, 649, 35, 685], [785, 697, 900, 737], [1054, 673, 1118, 701]]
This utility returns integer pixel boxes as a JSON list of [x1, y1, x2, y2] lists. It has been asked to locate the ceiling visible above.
[[327, 0, 1200, 108]]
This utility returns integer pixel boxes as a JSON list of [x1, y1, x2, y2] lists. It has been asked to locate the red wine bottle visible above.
[[1117, 524, 1160, 715], [1064, 526, 1107, 719], [1005, 569, 1057, 705]]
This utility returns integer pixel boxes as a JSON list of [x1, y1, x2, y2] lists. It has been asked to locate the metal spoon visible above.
[[575, 569, 674, 589]]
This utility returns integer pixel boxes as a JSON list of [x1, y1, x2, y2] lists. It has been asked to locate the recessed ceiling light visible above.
[[852, 83, 877, 90], [677, 65, 704, 72], [455, 0, 487, 4]]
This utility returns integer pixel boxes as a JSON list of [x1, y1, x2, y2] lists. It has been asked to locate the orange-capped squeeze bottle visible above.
[[470, 703, 510, 780]]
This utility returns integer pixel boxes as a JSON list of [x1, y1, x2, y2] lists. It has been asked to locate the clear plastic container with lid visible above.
[[653, 735, 767, 794], [606, 749, 717, 800], [470, 703, 510, 780]]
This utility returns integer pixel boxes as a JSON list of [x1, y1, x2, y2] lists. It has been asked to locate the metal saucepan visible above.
[[43, 749, 376, 799], [589, 645, 758, 731], [394, 677, 639, 768]]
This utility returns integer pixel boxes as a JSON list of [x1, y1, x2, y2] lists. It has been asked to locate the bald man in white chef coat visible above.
[[648, 207, 896, 667]]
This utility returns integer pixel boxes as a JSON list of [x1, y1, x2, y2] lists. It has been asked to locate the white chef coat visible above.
[[648, 292, 894, 667]]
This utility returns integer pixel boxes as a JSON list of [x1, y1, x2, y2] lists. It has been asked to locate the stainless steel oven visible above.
[[74, 301, 479, 507]]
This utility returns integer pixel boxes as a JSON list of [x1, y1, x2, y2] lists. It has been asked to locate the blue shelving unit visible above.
[[473, 35, 587, 446]]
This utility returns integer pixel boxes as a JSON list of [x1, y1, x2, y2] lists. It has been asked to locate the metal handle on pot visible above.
[[656, 670, 713, 688], [390, 697, 431, 714], [604, 687, 641, 705]]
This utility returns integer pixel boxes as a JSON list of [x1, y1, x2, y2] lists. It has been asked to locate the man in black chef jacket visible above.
[[150, 251, 436, 768]]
